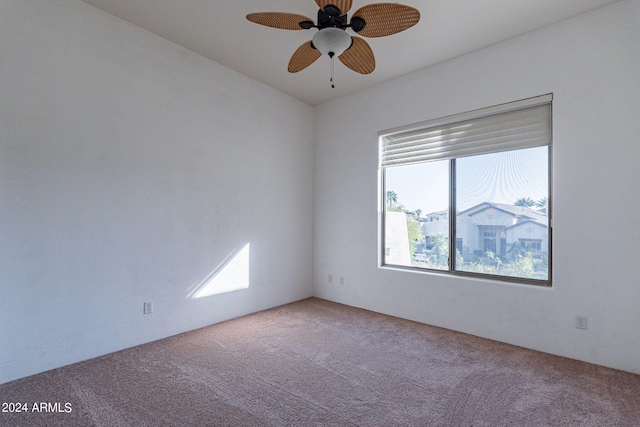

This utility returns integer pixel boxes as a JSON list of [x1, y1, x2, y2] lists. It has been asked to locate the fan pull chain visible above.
[[330, 56, 335, 89]]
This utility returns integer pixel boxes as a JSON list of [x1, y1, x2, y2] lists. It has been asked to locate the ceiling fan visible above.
[[247, 0, 420, 85]]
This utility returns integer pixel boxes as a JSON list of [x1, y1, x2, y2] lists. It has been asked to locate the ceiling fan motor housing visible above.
[[317, 8, 348, 30]]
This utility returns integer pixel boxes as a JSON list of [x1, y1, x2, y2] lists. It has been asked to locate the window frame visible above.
[[379, 95, 553, 286]]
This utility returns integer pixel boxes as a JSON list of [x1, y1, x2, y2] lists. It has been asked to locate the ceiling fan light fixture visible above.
[[312, 27, 352, 58]]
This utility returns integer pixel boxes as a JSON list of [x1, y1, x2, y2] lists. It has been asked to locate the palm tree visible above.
[[386, 191, 398, 207], [535, 197, 548, 214], [515, 197, 535, 207]]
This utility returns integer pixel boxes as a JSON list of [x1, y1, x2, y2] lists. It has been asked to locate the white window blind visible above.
[[380, 95, 552, 168]]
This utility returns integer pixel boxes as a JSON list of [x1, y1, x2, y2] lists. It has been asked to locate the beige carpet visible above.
[[1, 297, 639, 426]]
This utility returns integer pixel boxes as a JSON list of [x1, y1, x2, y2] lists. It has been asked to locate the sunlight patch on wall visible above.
[[191, 243, 250, 298]]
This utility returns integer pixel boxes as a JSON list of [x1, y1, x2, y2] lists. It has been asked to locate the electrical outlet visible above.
[[575, 315, 587, 330], [328, 274, 333, 283], [144, 301, 153, 315], [339, 276, 345, 285]]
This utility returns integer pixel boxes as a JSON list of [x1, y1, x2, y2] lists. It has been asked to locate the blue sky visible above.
[[384, 146, 548, 214]]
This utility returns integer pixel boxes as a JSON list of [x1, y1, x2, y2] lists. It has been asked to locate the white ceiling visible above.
[[80, 0, 619, 106]]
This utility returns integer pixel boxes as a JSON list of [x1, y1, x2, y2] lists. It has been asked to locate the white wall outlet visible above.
[[575, 315, 587, 330], [328, 274, 333, 283], [144, 301, 153, 314], [339, 276, 345, 285]]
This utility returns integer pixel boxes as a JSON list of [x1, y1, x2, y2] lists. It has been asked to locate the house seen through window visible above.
[[380, 95, 552, 285]]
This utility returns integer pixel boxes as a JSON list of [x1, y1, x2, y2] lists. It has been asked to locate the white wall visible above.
[[313, 0, 640, 374], [0, 0, 314, 384]]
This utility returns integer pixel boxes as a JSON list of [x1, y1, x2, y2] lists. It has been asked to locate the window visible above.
[[380, 95, 552, 285]]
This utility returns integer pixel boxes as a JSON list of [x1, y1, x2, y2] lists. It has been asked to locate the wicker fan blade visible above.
[[246, 12, 314, 30], [339, 37, 375, 74], [315, 0, 353, 15], [352, 3, 420, 38], [288, 41, 322, 73]]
